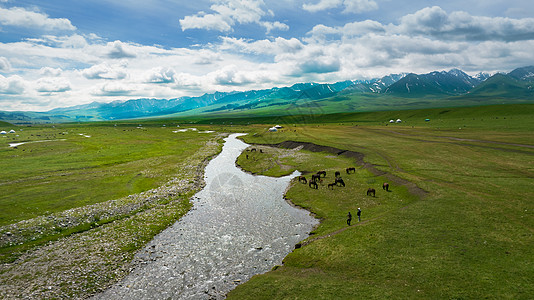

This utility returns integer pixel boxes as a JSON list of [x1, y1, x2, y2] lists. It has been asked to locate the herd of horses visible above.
[[298, 167, 390, 196]]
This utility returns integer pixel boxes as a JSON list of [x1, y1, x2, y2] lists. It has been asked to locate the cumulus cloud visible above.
[[82, 63, 128, 80], [107, 40, 136, 59], [180, 0, 275, 33], [40, 67, 62, 77], [303, 0, 378, 14], [0, 75, 26, 94], [93, 82, 135, 96], [0, 6, 76, 31], [36, 77, 71, 93], [0, 57, 11, 72], [145, 67, 176, 84], [398, 6, 534, 42], [262, 21, 289, 34]]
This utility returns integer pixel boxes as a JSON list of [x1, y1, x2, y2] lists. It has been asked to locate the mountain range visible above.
[[1, 66, 533, 124]]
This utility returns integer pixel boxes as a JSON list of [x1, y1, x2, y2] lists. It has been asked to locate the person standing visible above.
[[347, 212, 352, 226], [357, 208, 361, 222]]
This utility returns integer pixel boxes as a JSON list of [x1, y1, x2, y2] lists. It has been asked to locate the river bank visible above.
[[92, 133, 318, 299]]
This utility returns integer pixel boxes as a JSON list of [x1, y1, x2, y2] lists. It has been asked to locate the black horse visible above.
[[346, 167, 356, 174], [367, 188, 375, 197], [298, 176, 307, 184], [334, 171, 341, 178], [382, 182, 389, 191], [317, 171, 326, 177], [309, 181, 318, 189], [328, 182, 336, 189], [335, 177, 345, 187]]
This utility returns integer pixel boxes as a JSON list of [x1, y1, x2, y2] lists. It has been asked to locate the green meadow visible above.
[[0, 103, 533, 298], [0, 122, 218, 225], [229, 104, 534, 299]]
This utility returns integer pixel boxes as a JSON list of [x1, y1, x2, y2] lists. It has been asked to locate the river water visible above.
[[94, 133, 318, 299]]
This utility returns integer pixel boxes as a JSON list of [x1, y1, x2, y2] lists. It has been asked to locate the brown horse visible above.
[[311, 174, 321, 183], [298, 176, 307, 184], [382, 182, 389, 191], [346, 167, 356, 174], [309, 181, 318, 189], [367, 188, 375, 197]]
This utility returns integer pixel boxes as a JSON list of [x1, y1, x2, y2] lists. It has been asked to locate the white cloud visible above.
[[92, 82, 135, 96], [145, 67, 176, 84], [303, 0, 341, 12], [82, 63, 128, 80], [398, 6, 534, 41], [0, 74, 26, 95], [107, 40, 136, 59], [342, 0, 378, 14], [0, 57, 11, 71], [302, 0, 378, 14], [180, 0, 277, 33], [36, 77, 71, 93], [0, 6, 76, 31], [40, 67, 62, 77], [262, 21, 289, 34]]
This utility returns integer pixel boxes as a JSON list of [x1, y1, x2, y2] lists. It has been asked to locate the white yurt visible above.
[[0, 131, 6, 135], [9, 129, 16, 133], [396, 119, 402, 123], [268, 127, 278, 132]]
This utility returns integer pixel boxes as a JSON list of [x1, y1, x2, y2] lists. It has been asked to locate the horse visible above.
[[311, 174, 321, 183], [334, 171, 341, 178], [309, 181, 318, 189], [346, 167, 356, 174], [250, 148, 257, 152], [383, 182, 389, 191], [335, 177, 345, 187], [298, 176, 307, 184], [328, 182, 336, 189], [317, 171, 326, 177], [367, 188, 375, 197]]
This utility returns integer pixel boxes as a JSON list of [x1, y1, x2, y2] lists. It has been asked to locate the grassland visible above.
[[0, 103, 532, 299], [0, 121, 226, 298], [228, 104, 534, 299]]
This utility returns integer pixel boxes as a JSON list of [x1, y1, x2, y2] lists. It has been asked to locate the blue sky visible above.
[[1, 0, 534, 111]]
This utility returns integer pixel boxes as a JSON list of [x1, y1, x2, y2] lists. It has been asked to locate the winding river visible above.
[[94, 133, 318, 299]]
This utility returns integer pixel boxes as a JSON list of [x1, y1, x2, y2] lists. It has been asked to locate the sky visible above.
[[1, 0, 534, 111]]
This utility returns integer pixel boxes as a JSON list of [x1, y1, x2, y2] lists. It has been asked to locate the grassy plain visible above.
[[0, 121, 226, 298], [1, 103, 532, 298], [0, 122, 218, 225], [229, 104, 534, 299]]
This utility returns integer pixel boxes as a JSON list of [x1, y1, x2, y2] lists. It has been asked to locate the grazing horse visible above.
[[298, 176, 307, 184], [335, 177, 345, 187], [367, 188, 375, 197], [328, 182, 336, 189], [250, 148, 257, 152], [309, 181, 318, 189], [311, 174, 321, 183], [334, 171, 341, 178], [383, 182, 389, 191], [317, 171, 326, 177], [346, 167, 356, 174]]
